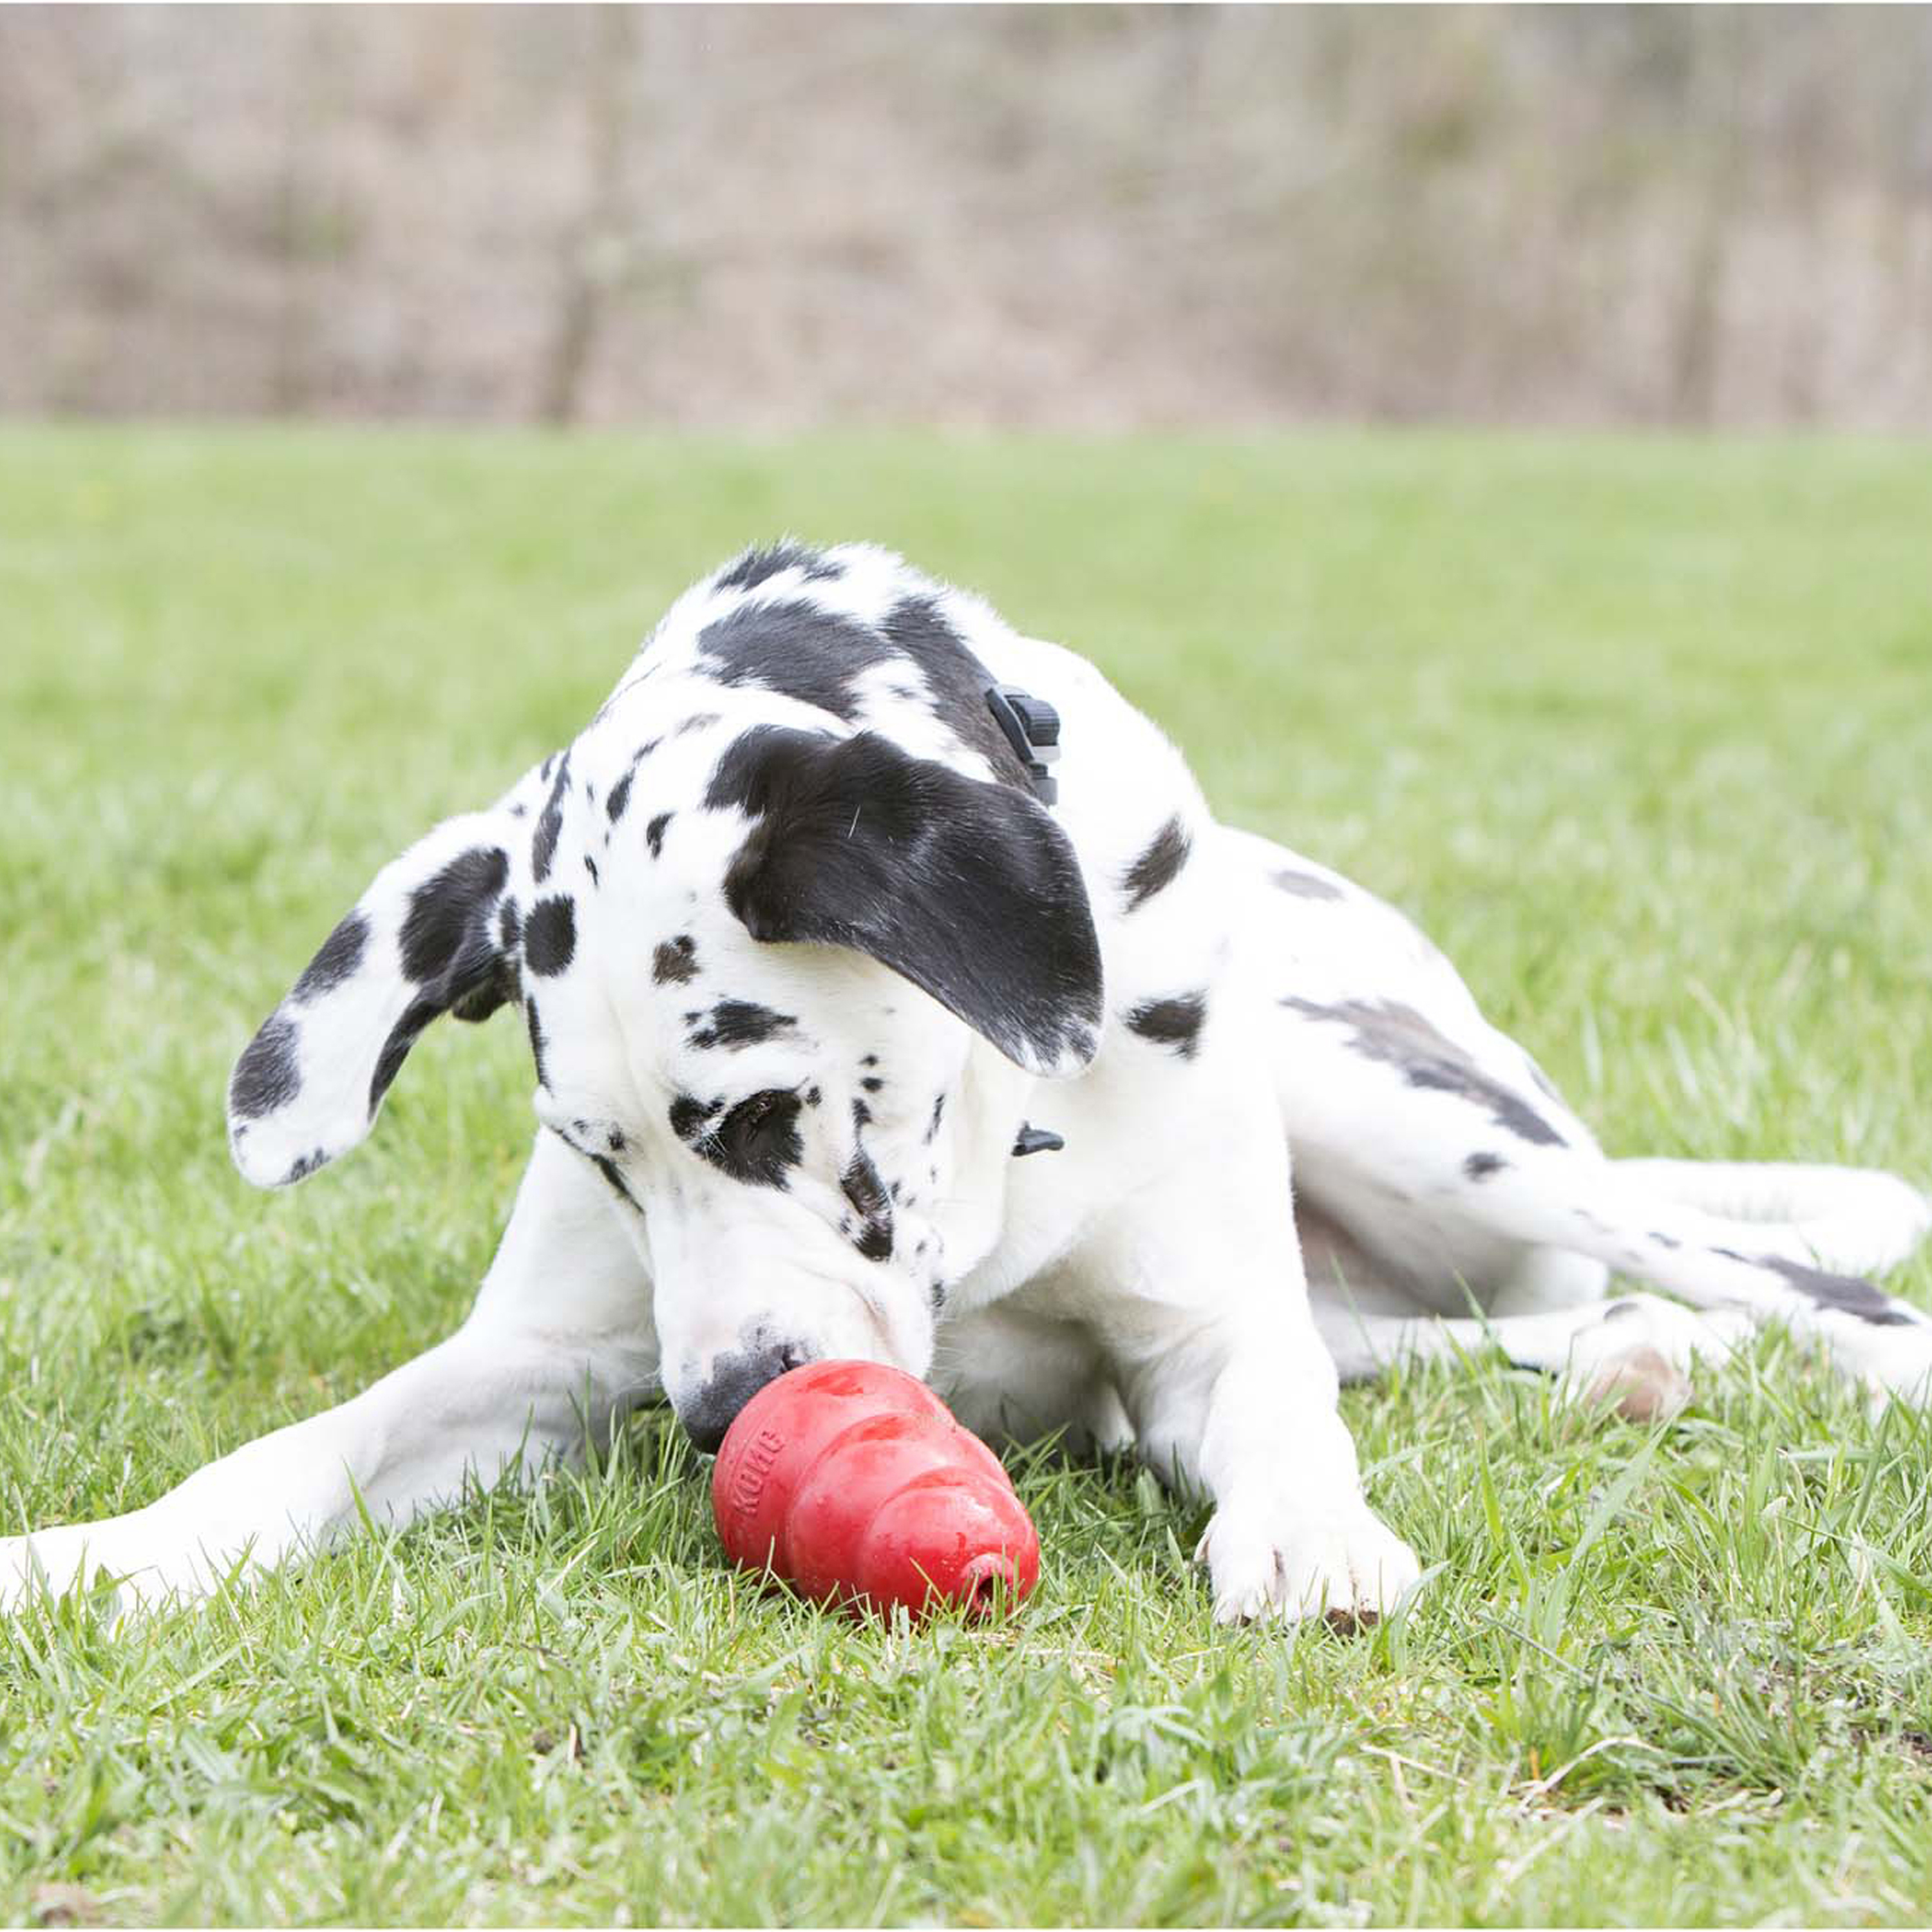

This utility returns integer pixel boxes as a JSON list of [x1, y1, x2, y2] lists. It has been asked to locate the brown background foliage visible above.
[[5, 4, 1931, 428]]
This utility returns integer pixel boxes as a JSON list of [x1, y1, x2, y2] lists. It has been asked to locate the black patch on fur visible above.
[[524, 896, 577, 978], [861, 1075, 884, 1094], [532, 752, 571, 884], [1718, 1249, 1914, 1326], [583, 853, 599, 887], [840, 1132, 894, 1262], [590, 1151, 638, 1209], [669, 1094, 720, 1141], [1273, 867, 1345, 902], [878, 595, 1034, 787], [399, 848, 510, 984], [292, 912, 369, 1001], [526, 998, 549, 1087], [231, 1014, 301, 1119], [498, 902, 522, 952], [607, 1126, 625, 1152], [1283, 998, 1567, 1148], [1122, 817, 1191, 913], [688, 999, 797, 1051], [606, 766, 635, 824], [653, 934, 699, 985], [281, 1148, 328, 1185], [851, 1097, 873, 1128], [715, 726, 1103, 1074], [1649, 1230, 1681, 1251], [1463, 1151, 1508, 1182], [645, 811, 673, 857], [926, 1093, 946, 1142], [697, 600, 894, 723], [1126, 991, 1207, 1059], [715, 540, 842, 592]]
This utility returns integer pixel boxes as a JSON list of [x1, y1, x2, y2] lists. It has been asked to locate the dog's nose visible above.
[[679, 1338, 816, 1454]]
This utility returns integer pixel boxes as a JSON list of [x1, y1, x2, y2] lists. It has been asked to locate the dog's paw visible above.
[[0, 1526, 95, 1612], [1196, 1504, 1421, 1630], [1561, 1296, 1752, 1423]]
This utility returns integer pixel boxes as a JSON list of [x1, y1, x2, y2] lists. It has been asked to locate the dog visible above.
[[6, 540, 1929, 1625]]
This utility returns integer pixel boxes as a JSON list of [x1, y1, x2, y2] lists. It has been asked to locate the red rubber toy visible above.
[[712, 1359, 1040, 1618]]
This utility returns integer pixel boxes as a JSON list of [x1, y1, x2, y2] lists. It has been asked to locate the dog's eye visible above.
[[714, 1089, 792, 1159]]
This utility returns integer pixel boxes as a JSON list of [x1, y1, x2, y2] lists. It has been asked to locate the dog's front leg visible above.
[[1078, 1108, 1420, 1627], [0, 1132, 657, 1611]]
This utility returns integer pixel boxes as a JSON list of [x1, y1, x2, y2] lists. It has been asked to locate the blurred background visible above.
[[5, 3, 1932, 431]]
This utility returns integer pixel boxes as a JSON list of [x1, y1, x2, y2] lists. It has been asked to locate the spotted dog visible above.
[[7, 542, 1929, 1625]]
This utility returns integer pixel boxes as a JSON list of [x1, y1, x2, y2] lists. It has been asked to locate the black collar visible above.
[[985, 685, 1061, 807]]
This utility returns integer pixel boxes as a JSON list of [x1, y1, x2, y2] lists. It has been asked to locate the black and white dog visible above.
[[8, 543, 1929, 1624]]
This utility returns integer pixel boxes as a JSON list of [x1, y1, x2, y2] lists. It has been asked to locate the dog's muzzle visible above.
[[678, 1335, 819, 1454]]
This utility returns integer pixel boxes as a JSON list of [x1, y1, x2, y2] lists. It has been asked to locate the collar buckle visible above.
[[985, 685, 1061, 806]]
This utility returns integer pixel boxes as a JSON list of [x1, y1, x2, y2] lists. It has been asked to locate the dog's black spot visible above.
[[606, 766, 635, 824], [688, 999, 797, 1051], [653, 934, 699, 985], [669, 1093, 720, 1141], [852, 1097, 873, 1128], [607, 1126, 625, 1153], [498, 902, 522, 952], [399, 847, 510, 984], [926, 1093, 946, 1142], [879, 594, 1034, 787], [1273, 867, 1345, 902], [1463, 1151, 1508, 1182], [840, 1139, 894, 1263], [804, 1084, 822, 1108], [231, 1014, 301, 1119], [697, 600, 894, 724], [861, 1075, 884, 1094], [590, 1151, 638, 1209], [524, 896, 577, 978], [861, 1054, 879, 1068], [1122, 817, 1191, 913], [1126, 991, 1207, 1060], [281, 1148, 328, 1185], [526, 998, 549, 1087], [532, 753, 571, 884], [583, 853, 599, 887], [715, 540, 843, 592], [1748, 1252, 1914, 1327], [292, 911, 369, 1001], [645, 811, 673, 858], [1283, 998, 1567, 1148], [1649, 1230, 1681, 1250]]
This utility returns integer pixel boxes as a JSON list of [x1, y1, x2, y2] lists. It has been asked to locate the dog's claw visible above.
[[1199, 1506, 1421, 1629]]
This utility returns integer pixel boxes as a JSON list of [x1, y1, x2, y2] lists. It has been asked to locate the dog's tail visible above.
[[1443, 1153, 1932, 1398], [1615, 1159, 1932, 1278]]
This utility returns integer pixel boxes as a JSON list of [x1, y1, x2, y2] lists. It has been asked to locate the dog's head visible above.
[[227, 560, 1103, 1448]]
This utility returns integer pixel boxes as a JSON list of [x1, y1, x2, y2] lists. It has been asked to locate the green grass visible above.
[[3, 427, 1931, 1927]]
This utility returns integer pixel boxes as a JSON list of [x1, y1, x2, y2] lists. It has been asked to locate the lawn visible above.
[[2, 427, 1931, 1928]]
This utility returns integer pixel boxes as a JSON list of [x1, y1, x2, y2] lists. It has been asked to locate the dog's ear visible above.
[[226, 761, 552, 1189], [714, 728, 1103, 1077]]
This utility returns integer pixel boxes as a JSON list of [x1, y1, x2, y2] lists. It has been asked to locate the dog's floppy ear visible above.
[[227, 762, 550, 1189], [714, 728, 1103, 1077]]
